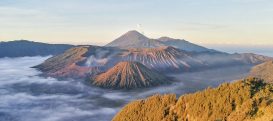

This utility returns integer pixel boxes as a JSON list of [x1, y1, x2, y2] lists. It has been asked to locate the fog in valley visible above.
[[0, 56, 254, 121]]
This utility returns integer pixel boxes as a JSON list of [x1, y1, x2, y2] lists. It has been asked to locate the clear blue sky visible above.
[[1, 0, 273, 46]]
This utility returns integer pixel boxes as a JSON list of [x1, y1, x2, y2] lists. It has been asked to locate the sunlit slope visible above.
[[113, 78, 273, 121], [250, 61, 273, 83]]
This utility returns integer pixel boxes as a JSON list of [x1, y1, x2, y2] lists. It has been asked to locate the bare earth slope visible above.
[[91, 61, 168, 89], [249, 61, 273, 83], [113, 78, 273, 121]]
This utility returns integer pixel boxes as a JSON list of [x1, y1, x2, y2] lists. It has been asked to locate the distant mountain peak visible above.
[[127, 46, 176, 52], [125, 30, 144, 35], [122, 30, 148, 39], [158, 36, 177, 41], [105, 30, 160, 49], [106, 30, 217, 52]]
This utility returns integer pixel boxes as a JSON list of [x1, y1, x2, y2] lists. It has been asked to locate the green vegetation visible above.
[[113, 78, 273, 121], [113, 94, 177, 121]]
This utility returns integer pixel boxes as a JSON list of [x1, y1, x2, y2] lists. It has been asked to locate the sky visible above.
[[0, 0, 273, 46]]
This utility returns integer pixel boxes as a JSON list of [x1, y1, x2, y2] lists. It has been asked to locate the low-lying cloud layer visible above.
[[0, 56, 250, 121]]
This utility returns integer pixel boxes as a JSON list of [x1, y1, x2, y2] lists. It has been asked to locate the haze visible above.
[[1, 0, 273, 46]]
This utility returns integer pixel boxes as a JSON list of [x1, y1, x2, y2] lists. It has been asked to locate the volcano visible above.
[[34, 30, 273, 84], [34, 45, 272, 79], [105, 30, 164, 49], [106, 30, 216, 52], [91, 61, 168, 89]]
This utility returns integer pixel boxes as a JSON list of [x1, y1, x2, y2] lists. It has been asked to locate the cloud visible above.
[[0, 56, 252, 121], [0, 56, 126, 121]]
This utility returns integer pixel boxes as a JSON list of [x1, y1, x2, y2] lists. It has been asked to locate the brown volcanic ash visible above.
[[249, 61, 273, 83], [91, 61, 169, 89]]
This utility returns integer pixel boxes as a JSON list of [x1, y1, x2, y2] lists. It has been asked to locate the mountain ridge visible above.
[[106, 30, 216, 52], [0, 40, 74, 57], [34, 45, 272, 80]]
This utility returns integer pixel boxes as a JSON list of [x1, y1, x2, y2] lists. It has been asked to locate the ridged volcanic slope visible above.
[[34, 45, 272, 79], [91, 61, 168, 89]]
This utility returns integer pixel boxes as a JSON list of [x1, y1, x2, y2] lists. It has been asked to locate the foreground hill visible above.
[[113, 78, 273, 121], [106, 30, 216, 52], [91, 61, 168, 89], [0, 40, 73, 57], [249, 61, 273, 83]]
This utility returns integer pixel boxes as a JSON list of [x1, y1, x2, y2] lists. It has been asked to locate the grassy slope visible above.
[[113, 78, 273, 121]]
